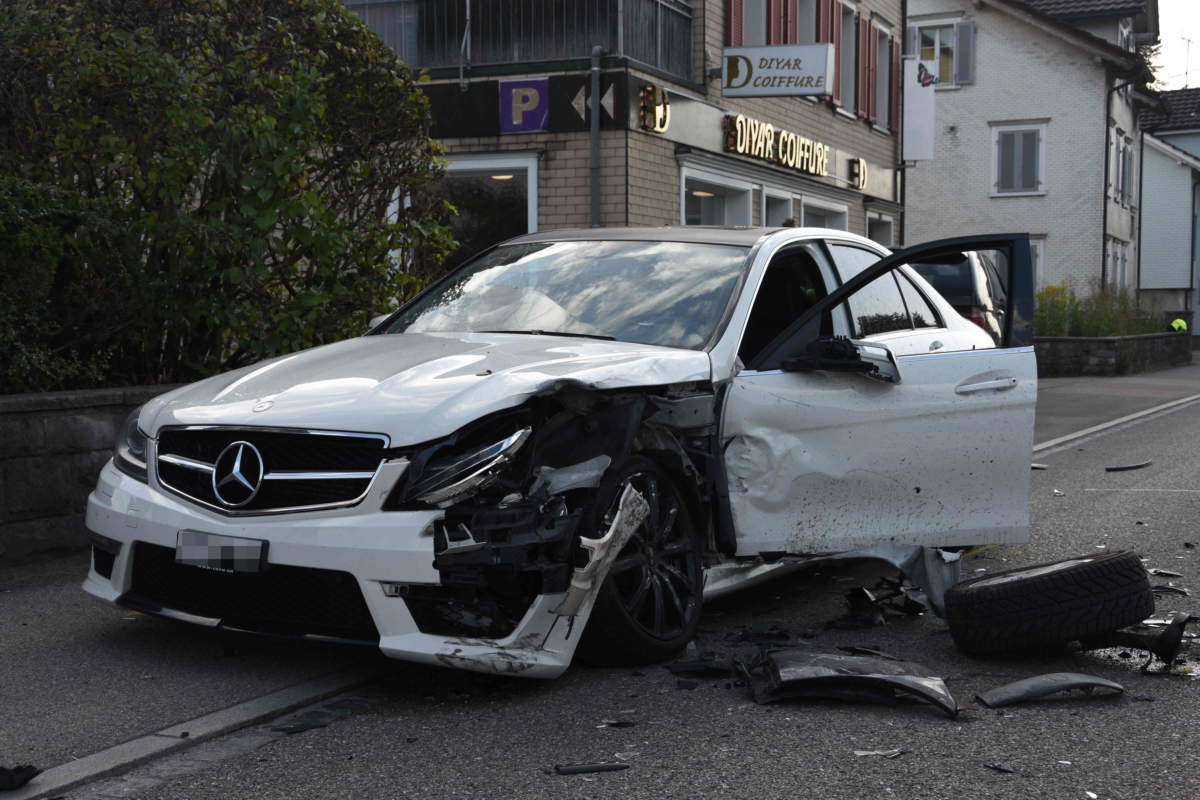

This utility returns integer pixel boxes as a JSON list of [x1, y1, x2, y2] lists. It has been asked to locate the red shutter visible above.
[[785, 0, 799, 44], [831, 1, 842, 104], [768, 0, 783, 44], [889, 36, 901, 132], [727, 0, 744, 46]]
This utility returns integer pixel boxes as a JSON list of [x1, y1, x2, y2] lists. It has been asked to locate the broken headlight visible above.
[[408, 427, 532, 507], [113, 406, 149, 483]]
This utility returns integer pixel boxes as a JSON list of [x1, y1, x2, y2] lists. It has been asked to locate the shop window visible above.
[[801, 200, 848, 230], [867, 213, 894, 247], [684, 175, 752, 225], [908, 20, 974, 86], [437, 155, 537, 272], [992, 123, 1045, 195], [765, 194, 794, 227]]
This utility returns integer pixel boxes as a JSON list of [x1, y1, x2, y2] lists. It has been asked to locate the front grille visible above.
[[155, 427, 388, 514], [127, 542, 380, 642]]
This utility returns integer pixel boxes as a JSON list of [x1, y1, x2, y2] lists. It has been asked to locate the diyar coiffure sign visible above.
[[722, 45, 836, 97], [723, 114, 830, 177]]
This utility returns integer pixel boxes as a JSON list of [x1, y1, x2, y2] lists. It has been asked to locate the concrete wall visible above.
[[1034, 332, 1192, 377], [0, 385, 174, 563], [907, 0, 1111, 289]]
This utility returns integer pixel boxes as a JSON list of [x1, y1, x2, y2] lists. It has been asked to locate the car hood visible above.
[[141, 332, 712, 446]]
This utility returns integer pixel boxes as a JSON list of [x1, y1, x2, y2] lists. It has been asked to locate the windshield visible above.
[[383, 240, 750, 349]]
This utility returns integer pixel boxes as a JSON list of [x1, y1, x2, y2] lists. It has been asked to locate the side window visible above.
[[898, 274, 940, 328], [827, 244, 912, 338], [740, 246, 829, 364]]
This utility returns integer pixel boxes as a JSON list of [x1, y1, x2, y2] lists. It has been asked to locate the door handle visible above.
[[956, 377, 1018, 394], [929, 340, 944, 351]]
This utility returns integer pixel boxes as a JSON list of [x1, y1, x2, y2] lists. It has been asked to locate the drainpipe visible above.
[[458, 0, 471, 92], [590, 46, 605, 227]]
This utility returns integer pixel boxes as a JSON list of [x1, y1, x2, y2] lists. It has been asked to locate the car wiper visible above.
[[480, 330, 616, 341]]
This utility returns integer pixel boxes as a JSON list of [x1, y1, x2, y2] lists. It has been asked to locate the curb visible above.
[[8, 667, 377, 800]]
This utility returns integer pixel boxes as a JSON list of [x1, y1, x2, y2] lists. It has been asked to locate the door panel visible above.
[[723, 234, 1037, 556], [724, 346, 1035, 555]]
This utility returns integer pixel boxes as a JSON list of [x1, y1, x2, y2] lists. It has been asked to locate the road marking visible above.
[[7, 667, 376, 800], [1084, 488, 1200, 493], [1033, 392, 1200, 454]]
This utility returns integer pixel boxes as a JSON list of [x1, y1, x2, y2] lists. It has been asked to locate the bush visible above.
[[1034, 283, 1164, 337], [0, 0, 454, 394]]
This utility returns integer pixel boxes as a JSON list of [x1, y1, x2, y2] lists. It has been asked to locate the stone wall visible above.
[[0, 385, 175, 564], [1034, 332, 1193, 377]]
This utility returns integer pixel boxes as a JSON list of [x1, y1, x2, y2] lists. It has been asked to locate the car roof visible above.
[[504, 226, 887, 251]]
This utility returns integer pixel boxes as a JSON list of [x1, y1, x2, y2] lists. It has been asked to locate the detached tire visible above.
[[576, 456, 703, 667], [944, 550, 1153, 656]]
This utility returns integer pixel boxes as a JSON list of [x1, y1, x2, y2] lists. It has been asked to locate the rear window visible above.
[[910, 262, 972, 298]]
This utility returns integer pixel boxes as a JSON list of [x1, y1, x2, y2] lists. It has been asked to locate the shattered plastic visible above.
[[975, 673, 1124, 708], [552, 484, 650, 618]]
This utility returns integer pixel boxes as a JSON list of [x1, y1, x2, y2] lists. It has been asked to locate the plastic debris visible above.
[[1081, 612, 1193, 671], [975, 673, 1124, 708], [1152, 585, 1190, 597], [983, 763, 1016, 774], [1149, 568, 1184, 578], [598, 720, 636, 729], [1031, 463, 1048, 470], [739, 649, 959, 718], [0, 766, 40, 791], [1105, 460, 1152, 472], [554, 763, 630, 775], [1053, 489, 1066, 497], [854, 749, 903, 759]]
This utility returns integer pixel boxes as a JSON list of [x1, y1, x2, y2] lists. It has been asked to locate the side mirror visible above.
[[781, 337, 901, 384]]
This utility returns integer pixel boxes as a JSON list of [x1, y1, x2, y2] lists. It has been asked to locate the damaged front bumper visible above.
[[84, 460, 599, 678]]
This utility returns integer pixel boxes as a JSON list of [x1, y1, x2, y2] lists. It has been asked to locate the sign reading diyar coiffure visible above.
[[723, 114, 830, 177], [722, 45, 836, 97]]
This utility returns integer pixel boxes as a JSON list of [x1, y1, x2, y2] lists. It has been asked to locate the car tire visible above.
[[944, 550, 1154, 656], [575, 456, 703, 667]]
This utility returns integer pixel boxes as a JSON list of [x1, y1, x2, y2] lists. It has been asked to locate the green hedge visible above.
[[0, 0, 453, 394], [1034, 285, 1165, 338]]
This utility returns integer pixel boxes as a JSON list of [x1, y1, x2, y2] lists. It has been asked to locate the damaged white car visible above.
[[84, 227, 1037, 677]]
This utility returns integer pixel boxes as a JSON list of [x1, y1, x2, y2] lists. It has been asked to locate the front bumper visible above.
[[84, 460, 586, 678]]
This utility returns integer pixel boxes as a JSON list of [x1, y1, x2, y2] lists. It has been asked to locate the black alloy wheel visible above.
[[576, 456, 703, 666]]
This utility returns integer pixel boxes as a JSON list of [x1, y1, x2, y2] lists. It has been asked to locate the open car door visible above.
[[721, 234, 1036, 556]]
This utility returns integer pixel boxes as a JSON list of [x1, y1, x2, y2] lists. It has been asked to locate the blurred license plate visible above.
[[175, 530, 267, 573]]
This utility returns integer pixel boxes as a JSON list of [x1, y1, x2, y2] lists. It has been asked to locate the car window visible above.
[[739, 246, 829, 364], [826, 244, 913, 337], [897, 274, 941, 329], [826, 243, 881, 281], [384, 240, 749, 349]]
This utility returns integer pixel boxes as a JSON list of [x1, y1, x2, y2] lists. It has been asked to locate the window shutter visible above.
[[817, 0, 834, 43], [867, 22, 879, 123], [768, 0, 783, 44], [889, 36, 900, 132], [904, 24, 918, 56], [785, 0, 799, 44], [857, 14, 871, 117], [728, 0, 744, 46], [831, 1, 843, 105], [954, 20, 975, 85]]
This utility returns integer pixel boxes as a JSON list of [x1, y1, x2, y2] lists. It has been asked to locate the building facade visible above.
[[344, 0, 904, 268], [904, 0, 1158, 293], [1139, 88, 1200, 323]]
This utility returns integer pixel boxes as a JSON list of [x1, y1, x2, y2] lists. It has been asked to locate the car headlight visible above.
[[113, 406, 149, 482], [410, 427, 532, 507]]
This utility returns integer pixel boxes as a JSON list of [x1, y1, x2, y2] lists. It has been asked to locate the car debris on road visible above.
[[975, 673, 1124, 708]]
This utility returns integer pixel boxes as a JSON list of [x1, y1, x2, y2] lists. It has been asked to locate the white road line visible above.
[[1033, 392, 1200, 453], [8, 667, 376, 800], [1084, 488, 1200, 493]]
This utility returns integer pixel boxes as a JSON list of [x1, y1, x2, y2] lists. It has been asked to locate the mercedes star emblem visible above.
[[211, 441, 264, 507]]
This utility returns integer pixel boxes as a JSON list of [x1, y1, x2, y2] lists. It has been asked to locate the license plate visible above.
[[175, 530, 268, 573]]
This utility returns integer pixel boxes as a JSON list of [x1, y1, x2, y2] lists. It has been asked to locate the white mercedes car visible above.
[[84, 227, 1037, 677]]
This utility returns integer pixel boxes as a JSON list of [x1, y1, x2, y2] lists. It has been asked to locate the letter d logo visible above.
[[725, 55, 752, 90]]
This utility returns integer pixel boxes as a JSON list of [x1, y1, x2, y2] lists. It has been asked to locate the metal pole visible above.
[[591, 45, 604, 228]]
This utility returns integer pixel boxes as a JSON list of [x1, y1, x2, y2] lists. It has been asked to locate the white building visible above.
[[905, 0, 1158, 293], [1139, 88, 1200, 324]]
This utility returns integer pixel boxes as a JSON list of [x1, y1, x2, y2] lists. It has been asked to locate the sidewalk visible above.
[[1035, 360, 1200, 445]]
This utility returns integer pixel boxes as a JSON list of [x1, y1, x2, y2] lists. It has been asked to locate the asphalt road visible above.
[[8, 393, 1200, 799]]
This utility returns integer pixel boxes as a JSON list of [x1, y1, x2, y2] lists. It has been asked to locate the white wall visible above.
[[907, 0, 1110, 290], [1163, 132, 1200, 158], [1139, 143, 1195, 289]]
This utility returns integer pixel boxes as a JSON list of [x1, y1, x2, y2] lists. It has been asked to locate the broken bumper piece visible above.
[[742, 649, 959, 718]]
